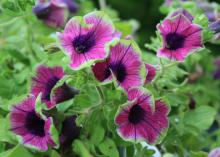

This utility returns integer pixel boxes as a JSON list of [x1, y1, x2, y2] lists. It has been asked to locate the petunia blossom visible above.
[[115, 87, 169, 144], [58, 11, 117, 70], [92, 39, 146, 91], [10, 95, 57, 151], [59, 0, 78, 13], [33, 0, 68, 27], [31, 65, 79, 109], [196, 0, 220, 22], [213, 58, 220, 80], [209, 148, 220, 157], [145, 64, 157, 84], [209, 20, 220, 34], [157, 14, 203, 61], [170, 9, 194, 22], [59, 115, 81, 152]]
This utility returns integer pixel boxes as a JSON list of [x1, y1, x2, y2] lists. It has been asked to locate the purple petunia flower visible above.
[[92, 39, 146, 91], [59, 0, 78, 13], [209, 20, 220, 34], [31, 65, 79, 109], [213, 58, 220, 80], [10, 95, 57, 151], [58, 11, 117, 70], [115, 88, 169, 144], [171, 9, 194, 22], [164, 0, 187, 6], [33, 0, 68, 27], [157, 14, 203, 61], [59, 115, 81, 152], [145, 64, 156, 84], [196, 0, 220, 22], [209, 148, 220, 157]]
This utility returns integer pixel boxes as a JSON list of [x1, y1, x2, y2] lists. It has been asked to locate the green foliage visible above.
[[0, 0, 220, 157], [184, 106, 216, 131], [98, 138, 119, 157], [0, 145, 33, 157], [73, 140, 92, 157]]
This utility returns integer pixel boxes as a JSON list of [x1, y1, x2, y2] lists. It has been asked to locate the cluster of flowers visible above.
[[11, 2, 212, 152], [58, 11, 170, 144], [165, 0, 220, 41], [10, 65, 80, 151]]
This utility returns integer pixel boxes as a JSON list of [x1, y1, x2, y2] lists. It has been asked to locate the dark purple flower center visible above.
[[25, 110, 45, 137], [44, 77, 60, 101], [72, 31, 96, 54], [60, 115, 81, 152], [104, 68, 111, 80], [213, 68, 220, 80], [62, 0, 78, 13], [110, 62, 127, 83], [166, 33, 185, 50], [128, 104, 145, 124], [33, 3, 51, 20], [55, 84, 79, 104]]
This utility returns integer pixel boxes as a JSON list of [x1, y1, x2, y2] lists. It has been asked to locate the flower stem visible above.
[[0, 14, 31, 27], [24, 18, 40, 61], [99, 0, 106, 10], [153, 59, 178, 83], [118, 147, 126, 157], [96, 85, 105, 104]]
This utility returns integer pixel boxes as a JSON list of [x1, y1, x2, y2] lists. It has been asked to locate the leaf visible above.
[[115, 20, 139, 37], [184, 106, 216, 130], [56, 99, 73, 112], [2, 48, 30, 65], [98, 138, 119, 157], [73, 84, 101, 108], [49, 119, 60, 149], [0, 116, 16, 144], [73, 94, 91, 108], [190, 151, 208, 157], [90, 125, 105, 146], [134, 144, 155, 157], [0, 145, 33, 157], [73, 140, 93, 157], [51, 150, 61, 157], [76, 114, 86, 126]]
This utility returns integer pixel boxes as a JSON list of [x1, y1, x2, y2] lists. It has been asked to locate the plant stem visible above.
[[153, 59, 165, 83], [24, 18, 40, 61], [99, 0, 106, 10], [96, 85, 105, 104], [153, 59, 178, 83], [0, 14, 31, 27], [118, 147, 126, 157]]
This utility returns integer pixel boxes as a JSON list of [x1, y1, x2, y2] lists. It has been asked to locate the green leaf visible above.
[[73, 94, 91, 108], [2, 48, 30, 65], [190, 151, 208, 157], [98, 138, 119, 157], [0, 116, 16, 144], [73, 140, 93, 157], [90, 125, 105, 146], [76, 114, 86, 126], [49, 118, 60, 149], [56, 99, 73, 112], [184, 106, 216, 130], [0, 145, 33, 157], [134, 144, 155, 157], [115, 20, 139, 37], [51, 150, 61, 157]]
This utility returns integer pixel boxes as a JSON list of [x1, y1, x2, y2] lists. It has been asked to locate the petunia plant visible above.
[[0, 0, 220, 157]]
